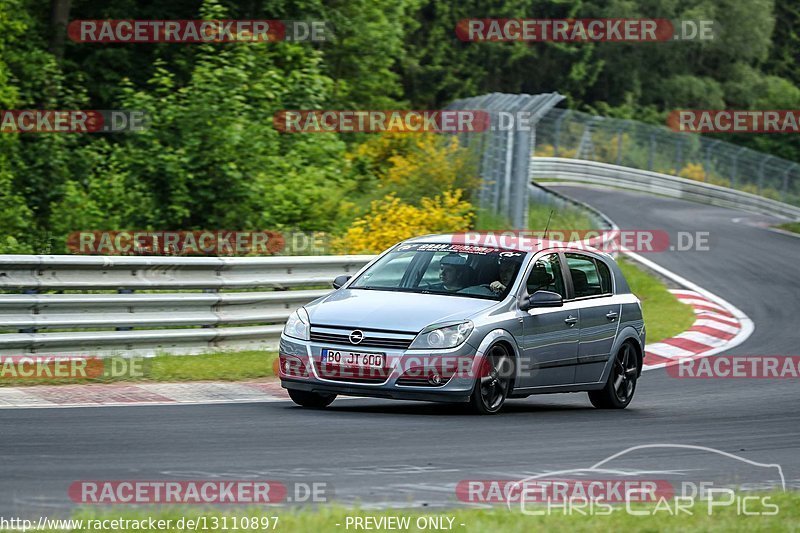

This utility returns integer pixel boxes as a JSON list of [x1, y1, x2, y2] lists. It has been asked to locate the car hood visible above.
[[306, 289, 496, 332]]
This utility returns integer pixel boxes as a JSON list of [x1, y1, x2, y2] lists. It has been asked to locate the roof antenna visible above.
[[542, 209, 554, 240]]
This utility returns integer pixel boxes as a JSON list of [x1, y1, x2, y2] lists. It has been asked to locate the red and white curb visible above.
[[643, 289, 745, 370], [0, 379, 288, 409], [625, 250, 754, 373]]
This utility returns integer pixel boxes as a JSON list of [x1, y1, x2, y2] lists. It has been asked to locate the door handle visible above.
[[606, 311, 619, 320], [564, 315, 578, 326]]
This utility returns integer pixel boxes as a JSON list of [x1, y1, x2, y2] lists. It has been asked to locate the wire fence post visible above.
[[446, 92, 564, 228], [675, 137, 683, 173], [553, 111, 567, 157], [731, 147, 745, 189], [704, 140, 718, 180], [782, 164, 796, 201], [758, 155, 771, 194]]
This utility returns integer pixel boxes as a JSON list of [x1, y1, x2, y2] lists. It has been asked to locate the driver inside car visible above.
[[427, 253, 470, 292]]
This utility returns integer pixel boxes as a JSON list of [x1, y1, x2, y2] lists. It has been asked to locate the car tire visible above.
[[288, 389, 336, 409], [588, 342, 639, 409], [469, 343, 514, 415]]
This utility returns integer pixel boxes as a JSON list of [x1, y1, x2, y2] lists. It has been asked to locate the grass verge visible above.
[[618, 256, 695, 343], [15, 491, 799, 532], [528, 201, 597, 233], [775, 221, 800, 234], [0, 350, 278, 387]]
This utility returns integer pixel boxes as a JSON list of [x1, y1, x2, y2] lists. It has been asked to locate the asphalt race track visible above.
[[1, 186, 798, 516]]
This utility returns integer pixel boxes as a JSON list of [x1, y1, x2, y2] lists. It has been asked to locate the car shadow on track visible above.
[[277, 397, 602, 417]]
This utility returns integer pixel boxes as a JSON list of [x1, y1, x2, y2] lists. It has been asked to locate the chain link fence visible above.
[[447, 92, 565, 229], [535, 108, 800, 207]]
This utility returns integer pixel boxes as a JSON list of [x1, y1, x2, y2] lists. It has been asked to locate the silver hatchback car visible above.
[[279, 234, 646, 414]]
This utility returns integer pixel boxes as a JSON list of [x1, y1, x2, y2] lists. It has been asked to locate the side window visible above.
[[526, 253, 566, 298], [596, 259, 613, 294], [565, 253, 604, 298]]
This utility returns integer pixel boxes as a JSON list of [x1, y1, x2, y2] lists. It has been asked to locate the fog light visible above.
[[278, 354, 309, 378]]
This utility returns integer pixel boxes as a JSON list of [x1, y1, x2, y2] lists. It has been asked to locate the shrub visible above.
[[333, 190, 474, 254], [346, 132, 478, 204]]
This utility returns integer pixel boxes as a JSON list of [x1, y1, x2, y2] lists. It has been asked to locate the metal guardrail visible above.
[[530, 157, 800, 220], [0, 255, 373, 356], [535, 108, 800, 207]]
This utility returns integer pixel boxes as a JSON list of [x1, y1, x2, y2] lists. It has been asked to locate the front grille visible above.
[[313, 361, 390, 384], [310, 325, 416, 350]]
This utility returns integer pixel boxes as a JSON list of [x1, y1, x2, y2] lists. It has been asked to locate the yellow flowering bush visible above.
[[678, 162, 707, 181], [677, 163, 731, 188], [347, 132, 478, 203], [593, 132, 632, 163], [333, 190, 475, 254], [534, 144, 577, 158]]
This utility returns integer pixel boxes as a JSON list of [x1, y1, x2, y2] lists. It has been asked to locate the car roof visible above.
[[400, 233, 607, 257]]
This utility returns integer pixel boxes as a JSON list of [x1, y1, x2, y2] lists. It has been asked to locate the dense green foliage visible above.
[[0, 0, 798, 253]]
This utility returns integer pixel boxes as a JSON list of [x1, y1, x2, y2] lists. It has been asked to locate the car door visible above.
[[564, 253, 621, 384], [519, 252, 580, 388]]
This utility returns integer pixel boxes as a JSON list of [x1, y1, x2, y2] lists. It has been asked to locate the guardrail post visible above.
[[19, 288, 37, 334], [203, 288, 218, 328], [116, 288, 134, 331]]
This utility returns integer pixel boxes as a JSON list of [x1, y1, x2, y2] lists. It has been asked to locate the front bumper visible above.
[[278, 335, 482, 403]]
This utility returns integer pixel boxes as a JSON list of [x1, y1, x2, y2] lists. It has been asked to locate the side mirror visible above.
[[520, 290, 563, 311], [332, 275, 351, 289]]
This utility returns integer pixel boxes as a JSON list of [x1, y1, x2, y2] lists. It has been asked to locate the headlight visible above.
[[410, 321, 473, 350], [283, 308, 310, 341]]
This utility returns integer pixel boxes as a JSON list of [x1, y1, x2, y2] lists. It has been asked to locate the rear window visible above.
[[596, 258, 613, 294]]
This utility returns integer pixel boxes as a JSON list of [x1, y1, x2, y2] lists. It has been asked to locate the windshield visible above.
[[349, 243, 526, 300]]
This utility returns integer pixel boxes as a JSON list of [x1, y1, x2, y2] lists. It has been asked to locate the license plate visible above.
[[321, 349, 385, 369]]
